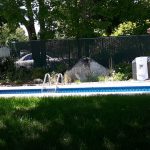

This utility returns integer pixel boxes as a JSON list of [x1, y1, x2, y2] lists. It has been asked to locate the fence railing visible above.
[[9, 35, 150, 69]]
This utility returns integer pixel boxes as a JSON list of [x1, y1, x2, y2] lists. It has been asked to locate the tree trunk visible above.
[[38, 0, 46, 40], [26, 23, 37, 40], [25, 0, 37, 40], [35, 0, 47, 67]]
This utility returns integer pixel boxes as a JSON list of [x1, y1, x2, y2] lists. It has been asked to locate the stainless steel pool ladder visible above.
[[41, 73, 51, 93], [55, 73, 63, 92]]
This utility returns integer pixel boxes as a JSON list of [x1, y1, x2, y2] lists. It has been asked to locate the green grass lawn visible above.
[[0, 95, 150, 150]]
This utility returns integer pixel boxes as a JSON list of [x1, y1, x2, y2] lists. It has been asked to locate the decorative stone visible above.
[[33, 78, 43, 84], [64, 57, 109, 83]]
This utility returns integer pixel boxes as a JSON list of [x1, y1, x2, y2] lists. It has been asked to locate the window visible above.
[[23, 54, 32, 60]]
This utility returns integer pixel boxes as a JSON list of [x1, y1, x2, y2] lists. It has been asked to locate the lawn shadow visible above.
[[0, 95, 150, 150]]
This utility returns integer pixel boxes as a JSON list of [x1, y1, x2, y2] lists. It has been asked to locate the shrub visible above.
[[50, 71, 57, 84], [0, 58, 16, 80], [111, 72, 125, 81], [7, 68, 32, 82], [97, 76, 109, 81], [74, 80, 81, 84], [49, 62, 68, 73], [31, 68, 49, 79], [114, 62, 132, 80]]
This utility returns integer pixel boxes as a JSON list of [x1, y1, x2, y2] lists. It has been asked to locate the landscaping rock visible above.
[[33, 78, 43, 84], [64, 57, 109, 83]]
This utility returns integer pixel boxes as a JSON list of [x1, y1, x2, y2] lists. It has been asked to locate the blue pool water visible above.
[[0, 85, 150, 95], [55, 86, 150, 93]]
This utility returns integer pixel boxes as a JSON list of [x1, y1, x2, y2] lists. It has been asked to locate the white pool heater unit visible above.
[[132, 57, 149, 81]]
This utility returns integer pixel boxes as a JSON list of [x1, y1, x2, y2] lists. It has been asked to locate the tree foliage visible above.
[[111, 21, 137, 36], [112, 20, 150, 36], [1, 0, 150, 39], [0, 24, 28, 45]]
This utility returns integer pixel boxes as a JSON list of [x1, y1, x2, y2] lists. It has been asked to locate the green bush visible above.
[[0, 58, 64, 84], [114, 62, 132, 80], [7, 68, 32, 82], [74, 79, 81, 83], [0, 58, 16, 81], [51, 62, 68, 73], [111, 72, 125, 81], [31, 68, 49, 79], [97, 76, 109, 81]]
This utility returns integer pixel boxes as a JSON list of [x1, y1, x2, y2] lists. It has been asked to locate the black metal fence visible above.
[[10, 35, 150, 69]]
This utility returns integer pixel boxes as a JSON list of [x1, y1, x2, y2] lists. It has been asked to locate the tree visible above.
[[111, 21, 137, 36], [1, 0, 37, 40], [0, 24, 28, 46], [56, 0, 100, 38], [55, 0, 150, 38], [1, 0, 59, 67], [1, 0, 150, 40], [89, 0, 150, 36], [111, 20, 150, 36], [37, 0, 58, 40], [1, 0, 60, 40]]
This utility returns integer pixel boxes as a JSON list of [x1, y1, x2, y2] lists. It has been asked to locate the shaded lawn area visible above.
[[0, 95, 150, 150]]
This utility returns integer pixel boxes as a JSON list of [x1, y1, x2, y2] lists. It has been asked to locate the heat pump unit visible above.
[[132, 57, 148, 81]]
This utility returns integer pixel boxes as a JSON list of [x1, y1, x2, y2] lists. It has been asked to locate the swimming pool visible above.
[[0, 81, 150, 97]]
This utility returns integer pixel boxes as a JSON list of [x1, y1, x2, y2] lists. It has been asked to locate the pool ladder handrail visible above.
[[41, 73, 51, 93], [55, 73, 63, 92]]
